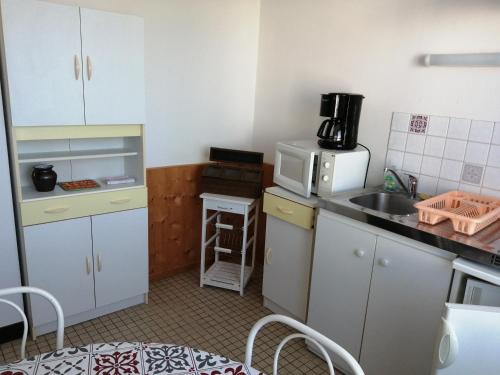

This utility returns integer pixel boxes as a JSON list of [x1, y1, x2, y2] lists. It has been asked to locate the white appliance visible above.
[[433, 258, 500, 374], [274, 140, 369, 198], [463, 278, 500, 307], [432, 303, 500, 375]]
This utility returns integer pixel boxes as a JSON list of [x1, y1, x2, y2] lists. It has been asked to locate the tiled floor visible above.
[[0, 268, 332, 374]]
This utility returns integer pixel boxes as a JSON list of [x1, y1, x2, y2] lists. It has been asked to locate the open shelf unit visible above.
[[21, 180, 144, 201], [18, 148, 138, 163], [11, 125, 146, 202]]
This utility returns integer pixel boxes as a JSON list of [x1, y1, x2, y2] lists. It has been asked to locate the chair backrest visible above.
[[0, 287, 64, 359], [245, 314, 365, 375]]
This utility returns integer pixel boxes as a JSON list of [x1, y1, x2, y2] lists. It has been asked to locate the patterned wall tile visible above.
[[386, 112, 500, 196], [409, 114, 428, 134], [461, 164, 484, 185]]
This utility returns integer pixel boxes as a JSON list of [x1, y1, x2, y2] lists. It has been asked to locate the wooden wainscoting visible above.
[[147, 163, 274, 281]]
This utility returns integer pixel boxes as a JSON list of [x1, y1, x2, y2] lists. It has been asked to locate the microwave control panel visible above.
[[317, 152, 335, 196]]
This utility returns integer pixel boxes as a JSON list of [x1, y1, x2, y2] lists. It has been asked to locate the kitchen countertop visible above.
[[320, 187, 500, 267]]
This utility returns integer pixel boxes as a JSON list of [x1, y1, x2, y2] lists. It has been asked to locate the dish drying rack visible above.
[[415, 191, 500, 235], [200, 193, 259, 296]]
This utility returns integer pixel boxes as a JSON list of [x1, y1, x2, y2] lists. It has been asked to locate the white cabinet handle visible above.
[[43, 207, 69, 214], [277, 206, 293, 215], [85, 256, 91, 275], [354, 249, 365, 258], [265, 247, 272, 265], [97, 254, 102, 272], [378, 258, 390, 267], [74, 55, 81, 80], [87, 56, 93, 80], [110, 198, 131, 204]]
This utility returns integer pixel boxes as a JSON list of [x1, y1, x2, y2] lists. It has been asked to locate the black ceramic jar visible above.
[[32, 164, 57, 192]]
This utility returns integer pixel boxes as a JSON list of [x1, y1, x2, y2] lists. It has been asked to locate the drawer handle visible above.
[[277, 206, 294, 215], [354, 249, 365, 258], [110, 198, 131, 204], [216, 205, 231, 211], [43, 207, 69, 214]]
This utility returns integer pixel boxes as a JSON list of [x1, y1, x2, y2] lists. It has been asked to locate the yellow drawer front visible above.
[[21, 187, 147, 226], [263, 192, 315, 230]]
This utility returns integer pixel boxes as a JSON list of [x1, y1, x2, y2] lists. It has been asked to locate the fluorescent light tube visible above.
[[424, 53, 500, 67]]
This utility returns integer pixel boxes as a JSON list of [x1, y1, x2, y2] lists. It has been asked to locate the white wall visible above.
[[48, 0, 260, 168], [253, 0, 500, 185]]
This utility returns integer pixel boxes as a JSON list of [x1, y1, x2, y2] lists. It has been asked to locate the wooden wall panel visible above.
[[147, 163, 274, 281], [147, 164, 207, 281]]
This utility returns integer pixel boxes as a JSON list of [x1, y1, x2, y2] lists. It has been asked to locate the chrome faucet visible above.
[[384, 168, 418, 199]]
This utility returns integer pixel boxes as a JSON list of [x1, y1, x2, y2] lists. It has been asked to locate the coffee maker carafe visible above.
[[317, 93, 364, 150]]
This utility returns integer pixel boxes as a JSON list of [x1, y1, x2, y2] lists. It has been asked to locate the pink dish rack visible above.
[[414, 191, 500, 236]]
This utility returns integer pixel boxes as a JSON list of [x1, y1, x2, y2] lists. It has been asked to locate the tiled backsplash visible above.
[[385, 112, 500, 197]]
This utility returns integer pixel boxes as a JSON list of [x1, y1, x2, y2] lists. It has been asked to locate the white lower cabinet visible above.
[[262, 190, 318, 322], [360, 237, 454, 375], [23, 208, 148, 333], [308, 209, 455, 375], [23, 217, 95, 327], [262, 215, 313, 321], [92, 209, 148, 307], [307, 214, 376, 367]]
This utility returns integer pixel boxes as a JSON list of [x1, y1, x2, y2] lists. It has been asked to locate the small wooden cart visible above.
[[200, 192, 259, 296]]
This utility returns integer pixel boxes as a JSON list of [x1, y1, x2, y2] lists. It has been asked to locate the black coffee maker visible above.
[[317, 93, 364, 150]]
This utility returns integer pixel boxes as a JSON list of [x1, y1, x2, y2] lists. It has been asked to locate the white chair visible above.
[[0, 287, 64, 359], [245, 314, 365, 375]]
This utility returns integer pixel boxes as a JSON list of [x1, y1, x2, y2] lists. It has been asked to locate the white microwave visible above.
[[273, 140, 369, 198]]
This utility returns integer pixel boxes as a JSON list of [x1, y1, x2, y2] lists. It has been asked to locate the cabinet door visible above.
[[80, 8, 145, 125], [360, 236, 454, 375], [307, 211, 377, 363], [1, 0, 85, 126], [23, 218, 95, 327], [91, 208, 148, 307], [262, 215, 313, 321], [0, 95, 23, 327]]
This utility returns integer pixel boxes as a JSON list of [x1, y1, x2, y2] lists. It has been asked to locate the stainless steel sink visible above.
[[349, 192, 417, 216]]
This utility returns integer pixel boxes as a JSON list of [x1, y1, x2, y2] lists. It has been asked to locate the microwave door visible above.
[[274, 143, 315, 197]]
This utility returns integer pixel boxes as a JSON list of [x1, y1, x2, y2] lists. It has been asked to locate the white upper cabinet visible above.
[[1, 0, 85, 126], [0, 0, 145, 126], [80, 8, 145, 125]]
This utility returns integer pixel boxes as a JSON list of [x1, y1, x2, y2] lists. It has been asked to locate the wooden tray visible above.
[[414, 191, 500, 235], [58, 179, 100, 191]]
